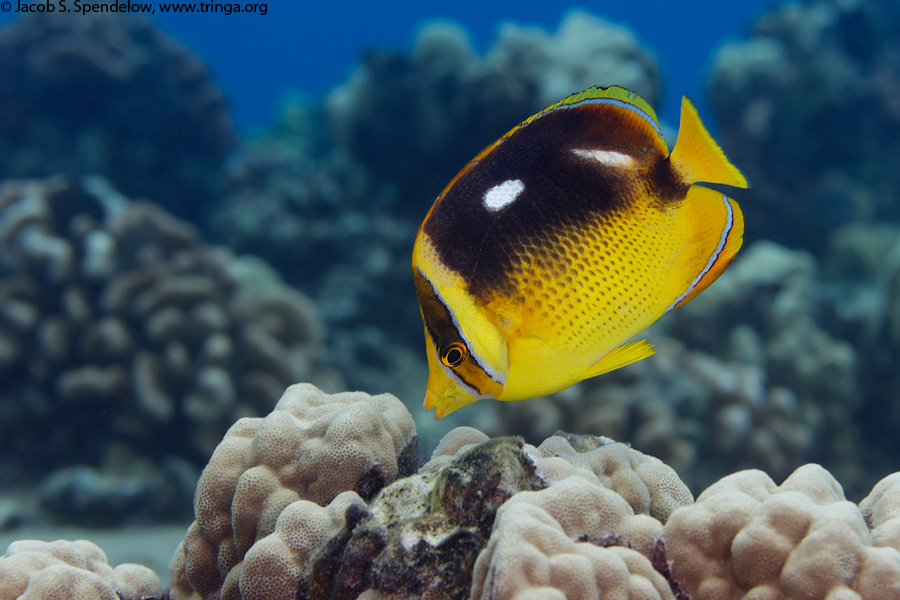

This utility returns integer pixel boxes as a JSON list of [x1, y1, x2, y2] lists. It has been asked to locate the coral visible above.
[[531, 433, 693, 523], [662, 464, 900, 600], [664, 241, 869, 494], [0, 177, 337, 523], [861, 473, 900, 551], [471, 477, 675, 600], [2, 384, 898, 599], [168, 384, 418, 600], [170, 384, 694, 600], [707, 0, 900, 250], [820, 223, 900, 488], [0, 538, 161, 600], [37, 449, 198, 526], [303, 436, 546, 599], [0, 12, 234, 219]]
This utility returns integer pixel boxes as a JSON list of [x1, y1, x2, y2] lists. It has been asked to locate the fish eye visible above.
[[438, 336, 468, 368]]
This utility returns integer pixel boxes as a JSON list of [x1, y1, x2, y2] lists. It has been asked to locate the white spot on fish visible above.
[[483, 179, 525, 211], [572, 148, 634, 167]]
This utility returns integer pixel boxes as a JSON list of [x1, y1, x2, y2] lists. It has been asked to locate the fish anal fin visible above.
[[579, 339, 656, 382], [670, 97, 748, 189]]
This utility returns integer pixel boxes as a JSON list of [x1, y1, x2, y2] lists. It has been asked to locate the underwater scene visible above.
[[1, 0, 900, 597]]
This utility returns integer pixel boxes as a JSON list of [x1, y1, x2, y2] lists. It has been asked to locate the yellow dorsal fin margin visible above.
[[670, 97, 749, 188], [578, 339, 656, 383], [525, 86, 660, 128]]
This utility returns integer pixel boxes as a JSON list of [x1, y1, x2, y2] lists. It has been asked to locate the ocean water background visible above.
[[1, 0, 900, 577], [155, 1, 777, 132], [1, 1, 775, 132]]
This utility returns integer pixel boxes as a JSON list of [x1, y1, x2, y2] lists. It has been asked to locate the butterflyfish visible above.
[[413, 86, 748, 419]]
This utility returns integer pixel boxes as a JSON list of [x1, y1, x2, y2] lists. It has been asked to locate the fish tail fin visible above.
[[669, 97, 749, 189], [578, 339, 655, 382]]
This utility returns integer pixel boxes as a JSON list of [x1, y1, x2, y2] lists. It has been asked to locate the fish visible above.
[[412, 85, 748, 419]]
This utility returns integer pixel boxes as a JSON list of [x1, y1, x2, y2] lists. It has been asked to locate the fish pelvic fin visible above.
[[578, 339, 656, 383], [670, 97, 749, 189]]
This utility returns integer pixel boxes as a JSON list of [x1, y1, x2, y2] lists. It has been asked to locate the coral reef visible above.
[[818, 223, 900, 496], [2, 383, 899, 599], [169, 384, 418, 600], [471, 477, 675, 600], [491, 335, 812, 493], [707, 0, 900, 250], [170, 385, 692, 600], [0, 177, 337, 524], [663, 464, 900, 599], [0, 539, 161, 600], [210, 12, 662, 404], [0, 12, 234, 220]]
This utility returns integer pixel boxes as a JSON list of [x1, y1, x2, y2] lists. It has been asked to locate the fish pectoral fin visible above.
[[578, 340, 656, 382]]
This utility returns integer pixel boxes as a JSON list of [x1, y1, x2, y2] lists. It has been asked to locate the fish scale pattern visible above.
[[513, 206, 678, 356]]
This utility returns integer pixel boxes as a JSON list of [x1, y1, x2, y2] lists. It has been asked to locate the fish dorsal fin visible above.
[[578, 339, 656, 382], [670, 97, 748, 188], [509, 86, 667, 153]]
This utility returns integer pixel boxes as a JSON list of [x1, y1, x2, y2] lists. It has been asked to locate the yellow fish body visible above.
[[413, 86, 748, 419]]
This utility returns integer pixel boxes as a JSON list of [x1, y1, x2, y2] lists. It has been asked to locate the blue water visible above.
[[1, 1, 776, 132], [162, 1, 776, 131]]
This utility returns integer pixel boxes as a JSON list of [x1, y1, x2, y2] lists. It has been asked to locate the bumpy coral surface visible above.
[[0, 177, 336, 523], [3, 384, 900, 599], [168, 384, 418, 600], [663, 464, 900, 599], [471, 477, 676, 600], [0, 12, 233, 219], [170, 386, 695, 600], [0, 538, 161, 600]]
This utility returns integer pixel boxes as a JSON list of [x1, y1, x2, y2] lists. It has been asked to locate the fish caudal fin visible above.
[[669, 97, 748, 189], [578, 340, 656, 382]]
